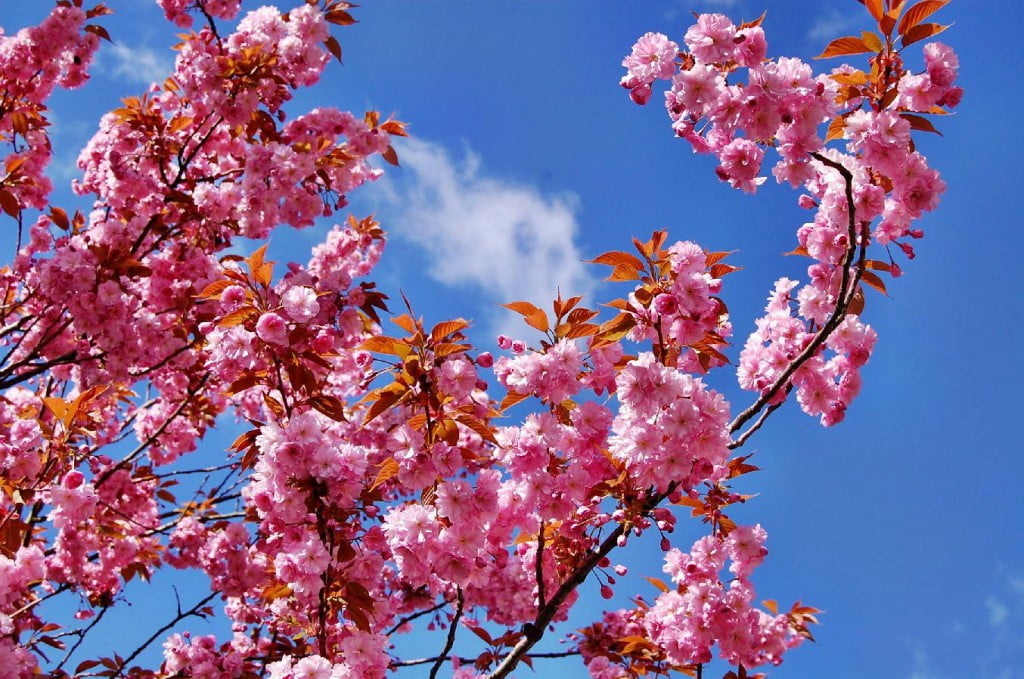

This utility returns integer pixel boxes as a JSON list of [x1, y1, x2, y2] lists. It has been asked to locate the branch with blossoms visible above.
[[0, 0, 960, 677]]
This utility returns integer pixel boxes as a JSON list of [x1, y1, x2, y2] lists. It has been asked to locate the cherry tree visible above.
[[0, 0, 960, 677]]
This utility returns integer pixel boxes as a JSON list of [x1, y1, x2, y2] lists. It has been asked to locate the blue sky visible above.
[[4, 0, 1023, 677]]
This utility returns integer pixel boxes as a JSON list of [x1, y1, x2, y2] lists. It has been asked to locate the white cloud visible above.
[[101, 42, 174, 86], [908, 646, 944, 679], [371, 138, 594, 325], [985, 596, 1010, 628], [806, 8, 862, 44]]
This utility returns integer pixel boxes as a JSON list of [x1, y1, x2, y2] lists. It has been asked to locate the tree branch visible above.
[[428, 588, 463, 679], [729, 152, 860, 436], [114, 590, 218, 677]]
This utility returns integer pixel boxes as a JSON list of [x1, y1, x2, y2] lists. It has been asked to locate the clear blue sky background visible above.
[[3, 1, 1022, 677]]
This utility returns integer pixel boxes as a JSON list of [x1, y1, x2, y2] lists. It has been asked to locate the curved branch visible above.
[[729, 152, 861, 437], [491, 155, 863, 677]]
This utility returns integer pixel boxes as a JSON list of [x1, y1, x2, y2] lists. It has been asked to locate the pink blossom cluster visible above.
[[738, 279, 878, 426], [157, 0, 242, 28], [897, 42, 962, 111], [46, 465, 162, 600], [609, 352, 730, 492], [0, 4, 99, 210], [624, 16, 957, 426], [162, 632, 257, 678], [264, 635, 388, 679], [494, 338, 584, 404], [624, 13, 827, 194], [0, 2, 961, 676], [0, 545, 45, 675], [0, 388, 44, 495], [641, 526, 802, 670], [625, 240, 732, 371], [576, 608, 649, 678]]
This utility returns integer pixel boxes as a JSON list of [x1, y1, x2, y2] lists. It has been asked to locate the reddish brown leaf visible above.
[[646, 577, 670, 593], [323, 35, 343, 63], [196, 279, 234, 300], [525, 308, 550, 333], [709, 263, 742, 279], [499, 389, 530, 412], [370, 457, 399, 491], [860, 270, 889, 296], [900, 113, 943, 136], [430, 318, 470, 342], [48, 206, 70, 231], [831, 71, 868, 86], [590, 250, 644, 270], [606, 264, 640, 282], [864, 0, 885, 22], [433, 342, 470, 358], [860, 30, 883, 52], [501, 300, 541, 317], [218, 306, 257, 328], [468, 625, 493, 645], [848, 286, 866, 315], [565, 323, 600, 339], [0, 190, 20, 219], [898, 0, 948, 36], [364, 385, 405, 424], [360, 335, 411, 357], [737, 10, 767, 30], [325, 8, 357, 25], [380, 119, 409, 137], [391, 313, 418, 335], [815, 36, 872, 59], [900, 22, 950, 48], [566, 307, 599, 324], [824, 116, 848, 143], [381, 144, 400, 167], [84, 24, 113, 42], [704, 250, 737, 267], [456, 415, 498, 445]]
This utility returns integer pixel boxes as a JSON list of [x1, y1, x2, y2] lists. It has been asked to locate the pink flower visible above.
[[685, 14, 737, 64], [281, 285, 320, 323], [256, 312, 289, 346], [622, 32, 679, 85], [735, 26, 767, 67], [923, 41, 959, 87]]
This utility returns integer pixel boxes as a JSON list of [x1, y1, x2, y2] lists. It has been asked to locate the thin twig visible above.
[[428, 588, 463, 679], [114, 590, 218, 677], [95, 376, 208, 487], [391, 649, 580, 669], [535, 520, 546, 608], [385, 600, 447, 637], [728, 394, 787, 450], [54, 605, 109, 672]]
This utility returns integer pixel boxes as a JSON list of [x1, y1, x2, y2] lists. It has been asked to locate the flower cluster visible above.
[[0, 3, 100, 212], [624, 15, 958, 426], [0, 2, 959, 677], [642, 526, 804, 669]]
